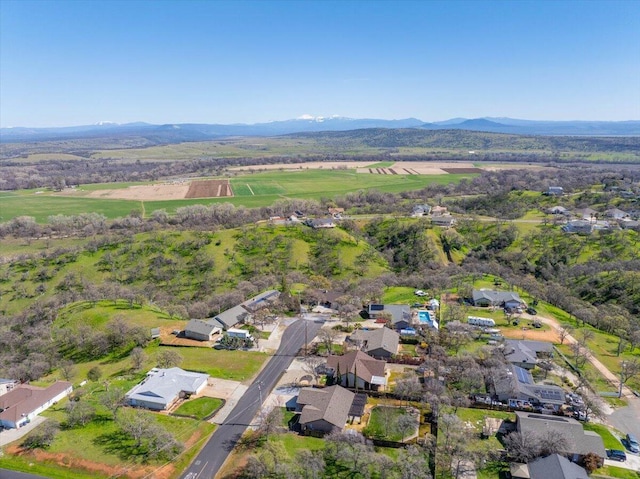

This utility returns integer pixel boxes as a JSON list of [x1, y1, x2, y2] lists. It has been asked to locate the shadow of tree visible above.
[[93, 430, 149, 462]]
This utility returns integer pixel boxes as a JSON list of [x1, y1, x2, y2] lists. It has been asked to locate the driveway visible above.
[[604, 452, 640, 472], [0, 416, 46, 447]]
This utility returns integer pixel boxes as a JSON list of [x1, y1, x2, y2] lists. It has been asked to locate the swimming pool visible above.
[[418, 310, 438, 329]]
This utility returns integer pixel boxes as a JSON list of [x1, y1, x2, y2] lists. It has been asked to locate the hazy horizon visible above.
[[1, 0, 639, 128]]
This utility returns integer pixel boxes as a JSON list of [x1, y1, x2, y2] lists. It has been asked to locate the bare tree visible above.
[[59, 359, 76, 381], [397, 445, 432, 479], [99, 387, 125, 420], [256, 407, 283, 440], [301, 356, 325, 384], [295, 449, 325, 479], [156, 349, 183, 368], [558, 326, 574, 345], [396, 412, 418, 443], [65, 401, 96, 427], [130, 346, 147, 371], [619, 358, 640, 397]]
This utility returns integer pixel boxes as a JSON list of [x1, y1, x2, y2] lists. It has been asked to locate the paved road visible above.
[[180, 316, 323, 479], [0, 470, 49, 479]]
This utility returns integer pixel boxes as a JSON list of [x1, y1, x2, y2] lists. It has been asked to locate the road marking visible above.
[[246, 183, 255, 195], [197, 460, 209, 477]]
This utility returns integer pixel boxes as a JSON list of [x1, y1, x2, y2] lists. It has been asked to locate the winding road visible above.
[[180, 316, 323, 479]]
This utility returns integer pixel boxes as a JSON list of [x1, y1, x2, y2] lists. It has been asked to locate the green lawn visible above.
[[173, 397, 224, 420], [175, 346, 268, 381], [364, 406, 416, 442], [382, 286, 417, 304], [583, 423, 624, 449], [594, 466, 640, 479]]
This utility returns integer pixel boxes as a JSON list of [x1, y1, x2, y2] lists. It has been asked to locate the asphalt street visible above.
[[180, 316, 323, 479], [0, 470, 49, 479]]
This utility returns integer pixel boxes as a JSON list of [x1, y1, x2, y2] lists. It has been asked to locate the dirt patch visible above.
[[5, 445, 154, 478], [441, 167, 484, 174], [185, 179, 233, 198], [85, 182, 190, 201], [500, 327, 559, 343]]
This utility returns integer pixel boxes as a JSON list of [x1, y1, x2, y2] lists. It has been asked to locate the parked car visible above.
[[526, 307, 537, 315], [625, 433, 639, 453], [414, 290, 427, 297], [607, 449, 627, 462]]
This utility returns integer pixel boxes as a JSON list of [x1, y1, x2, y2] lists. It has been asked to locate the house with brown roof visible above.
[[326, 350, 387, 390], [0, 381, 72, 429], [295, 385, 356, 435]]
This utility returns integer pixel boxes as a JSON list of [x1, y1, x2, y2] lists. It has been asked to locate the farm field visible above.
[[1, 168, 478, 222]]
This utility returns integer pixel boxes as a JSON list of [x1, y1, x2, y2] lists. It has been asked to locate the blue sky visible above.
[[1, 0, 639, 127]]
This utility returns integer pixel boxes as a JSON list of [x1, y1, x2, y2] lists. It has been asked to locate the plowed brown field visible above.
[[185, 179, 233, 198]]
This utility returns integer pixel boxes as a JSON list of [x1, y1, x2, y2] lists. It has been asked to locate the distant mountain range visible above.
[[2, 116, 639, 143]]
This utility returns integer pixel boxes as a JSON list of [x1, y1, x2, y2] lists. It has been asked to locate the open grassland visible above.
[[173, 397, 224, 420], [1, 169, 475, 222]]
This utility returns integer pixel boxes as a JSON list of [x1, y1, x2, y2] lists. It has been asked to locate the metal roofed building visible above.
[[502, 340, 554, 370], [368, 304, 412, 330], [125, 367, 209, 411]]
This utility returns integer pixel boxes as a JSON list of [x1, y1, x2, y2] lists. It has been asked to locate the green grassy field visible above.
[[1, 169, 476, 222], [173, 397, 224, 420]]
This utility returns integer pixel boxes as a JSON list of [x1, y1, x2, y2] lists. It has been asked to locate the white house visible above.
[[0, 381, 73, 429], [125, 368, 209, 411], [226, 328, 253, 340], [0, 378, 18, 397]]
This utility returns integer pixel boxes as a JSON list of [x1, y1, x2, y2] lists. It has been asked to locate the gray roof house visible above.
[[562, 220, 594, 235], [411, 204, 432, 217], [491, 365, 565, 408], [574, 208, 597, 221], [604, 208, 628, 220], [547, 206, 569, 215], [472, 289, 524, 308], [125, 367, 209, 411], [184, 319, 222, 341], [295, 385, 356, 435], [326, 350, 387, 391], [306, 218, 336, 229], [515, 412, 606, 462], [207, 290, 281, 331], [545, 187, 564, 196], [510, 454, 589, 479], [368, 304, 412, 330], [348, 327, 400, 359], [502, 340, 554, 369], [431, 215, 457, 227]]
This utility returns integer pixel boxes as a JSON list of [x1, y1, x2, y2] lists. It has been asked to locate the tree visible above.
[[397, 445, 432, 479], [581, 452, 601, 473], [325, 431, 373, 479], [295, 449, 325, 479], [65, 401, 96, 427], [396, 412, 418, 443], [318, 328, 339, 355], [619, 358, 640, 397], [87, 366, 103, 382], [130, 346, 147, 371], [59, 359, 76, 381], [156, 349, 183, 368], [558, 326, 573, 345], [504, 430, 569, 462], [301, 356, 325, 384], [394, 375, 423, 404], [99, 387, 125, 420], [256, 407, 283, 440], [22, 420, 59, 449]]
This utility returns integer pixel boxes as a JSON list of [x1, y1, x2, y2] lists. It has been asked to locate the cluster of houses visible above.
[[0, 379, 73, 429], [184, 290, 280, 342], [549, 206, 640, 234], [411, 203, 457, 228]]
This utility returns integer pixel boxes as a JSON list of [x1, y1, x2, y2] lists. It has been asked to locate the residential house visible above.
[[184, 319, 222, 341], [510, 454, 589, 479], [472, 289, 524, 309], [431, 205, 448, 216], [491, 365, 565, 410], [348, 327, 400, 359], [562, 220, 594, 235], [547, 206, 569, 215], [604, 208, 628, 220], [125, 367, 209, 411], [431, 216, 457, 228], [620, 220, 640, 231], [295, 385, 357, 435], [368, 304, 412, 330], [514, 412, 605, 463], [411, 204, 432, 217], [502, 340, 554, 370], [306, 218, 336, 229], [545, 187, 564, 196], [574, 208, 597, 222], [0, 379, 18, 397], [328, 207, 345, 218], [326, 350, 387, 390], [0, 381, 73, 429], [199, 290, 281, 332]]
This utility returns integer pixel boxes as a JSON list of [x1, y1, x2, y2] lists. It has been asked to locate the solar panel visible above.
[[515, 366, 533, 384], [370, 304, 384, 311]]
